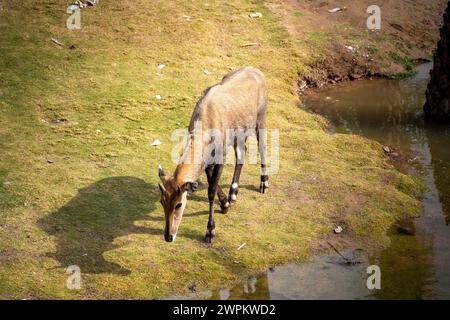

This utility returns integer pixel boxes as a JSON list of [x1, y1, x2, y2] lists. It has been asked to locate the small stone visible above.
[[203, 69, 212, 75], [47, 160, 54, 164], [151, 139, 162, 146], [383, 146, 392, 154], [328, 7, 342, 13], [155, 95, 162, 100], [345, 45, 355, 52], [249, 12, 263, 18], [188, 284, 197, 292], [334, 226, 343, 234], [397, 226, 415, 236]]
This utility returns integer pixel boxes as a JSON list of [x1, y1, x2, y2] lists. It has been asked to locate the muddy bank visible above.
[[266, 0, 448, 90]]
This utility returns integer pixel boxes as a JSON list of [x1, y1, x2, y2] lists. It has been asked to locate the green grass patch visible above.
[[0, 0, 422, 299]]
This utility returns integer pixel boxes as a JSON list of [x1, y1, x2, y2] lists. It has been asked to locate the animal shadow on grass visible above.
[[38, 177, 160, 275]]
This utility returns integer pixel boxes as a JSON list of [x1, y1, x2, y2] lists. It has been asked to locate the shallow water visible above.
[[302, 63, 450, 299], [168, 64, 450, 300]]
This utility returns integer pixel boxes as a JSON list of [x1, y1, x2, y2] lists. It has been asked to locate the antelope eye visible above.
[[175, 203, 182, 210]]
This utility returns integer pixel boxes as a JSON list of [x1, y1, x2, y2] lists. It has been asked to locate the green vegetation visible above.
[[386, 51, 416, 79], [0, 0, 421, 299], [293, 11, 305, 17]]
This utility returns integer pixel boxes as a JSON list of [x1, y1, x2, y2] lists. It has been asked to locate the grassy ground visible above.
[[0, 0, 428, 299]]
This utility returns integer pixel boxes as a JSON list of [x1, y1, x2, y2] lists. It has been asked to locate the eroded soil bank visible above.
[[267, 0, 448, 88]]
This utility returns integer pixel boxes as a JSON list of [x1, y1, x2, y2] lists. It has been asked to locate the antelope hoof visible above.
[[260, 176, 269, 194], [220, 201, 230, 214], [228, 193, 237, 205], [205, 230, 215, 244]]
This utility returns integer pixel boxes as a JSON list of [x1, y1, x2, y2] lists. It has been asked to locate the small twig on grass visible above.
[[51, 38, 63, 46], [240, 42, 260, 47], [121, 114, 138, 122], [237, 243, 246, 250]]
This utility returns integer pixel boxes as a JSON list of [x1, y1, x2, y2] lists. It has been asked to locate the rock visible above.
[[203, 69, 212, 75], [188, 284, 197, 292], [157, 64, 166, 70], [345, 45, 355, 52], [328, 7, 342, 13], [334, 226, 343, 234], [397, 226, 415, 236], [249, 12, 263, 18], [383, 146, 392, 154], [424, 2, 450, 121], [151, 139, 162, 146], [47, 160, 54, 164], [155, 95, 162, 100]]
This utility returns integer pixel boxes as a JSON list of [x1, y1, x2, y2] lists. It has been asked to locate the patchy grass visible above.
[[385, 51, 416, 79], [0, 0, 422, 299]]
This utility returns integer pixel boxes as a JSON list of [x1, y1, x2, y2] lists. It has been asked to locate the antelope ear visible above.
[[158, 164, 166, 182], [158, 183, 166, 194], [182, 181, 198, 194]]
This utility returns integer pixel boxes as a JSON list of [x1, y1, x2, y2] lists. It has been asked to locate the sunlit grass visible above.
[[0, 0, 421, 299]]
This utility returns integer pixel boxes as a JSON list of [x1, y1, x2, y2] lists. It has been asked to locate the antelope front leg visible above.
[[258, 128, 269, 194], [228, 164, 243, 204], [205, 164, 223, 243], [228, 142, 245, 204], [217, 186, 230, 214], [260, 164, 269, 194]]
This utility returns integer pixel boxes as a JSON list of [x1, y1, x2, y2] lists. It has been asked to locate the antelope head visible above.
[[158, 165, 197, 242]]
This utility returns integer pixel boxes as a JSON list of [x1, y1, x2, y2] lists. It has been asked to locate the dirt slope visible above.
[[268, 0, 447, 88]]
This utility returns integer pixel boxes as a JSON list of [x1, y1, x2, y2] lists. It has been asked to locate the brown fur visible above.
[[174, 66, 267, 183], [159, 67, 268, 242]]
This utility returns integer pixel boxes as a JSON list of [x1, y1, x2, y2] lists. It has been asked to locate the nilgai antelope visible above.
[[158, 67, 269, 243]]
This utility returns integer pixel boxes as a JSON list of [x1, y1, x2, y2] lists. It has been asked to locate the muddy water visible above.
[[168, 64, 450, 300], [302, 63, 450, 299]]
